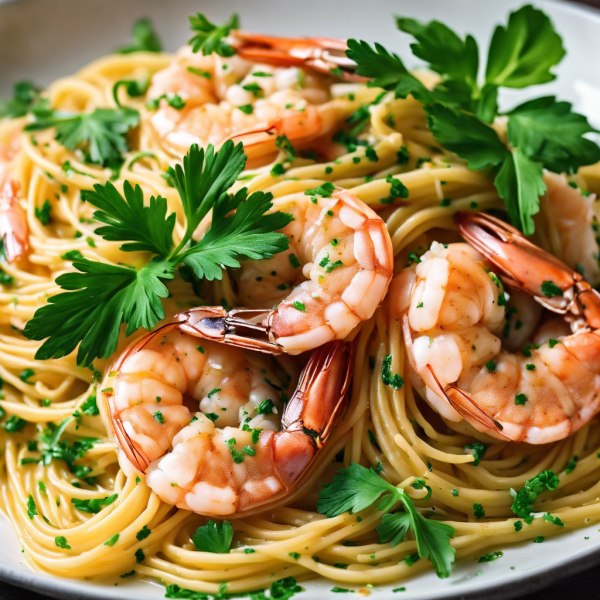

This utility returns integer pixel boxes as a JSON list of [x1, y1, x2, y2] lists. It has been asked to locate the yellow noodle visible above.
[[0, 49, 598, 597]]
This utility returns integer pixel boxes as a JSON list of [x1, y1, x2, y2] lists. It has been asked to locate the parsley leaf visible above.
[[25, 106, 140, 166], [166, 141, 247, 247], [494, 148, 546, 236], [25, 142, 291, 366], [192, 519, 234, 553], [345, 6, 600, 237], [188, 13, 239, 57], [424, 104, 508, 170], [317, 463, 455, 578], [24, 258, 173, 366], [38, 418, 98, 481], [317, 463, 399, 516], [396, 18, 478, 87], [82, 181, 176, 256], [510, 470, 560, 524], [180, 189, 291, 281], [507, 96, 600, 174], [118, 18, 163, 54], [0, 81, 42, 119], [345, 39, 432, 103], [377, 512, 411, 547], [378, 492, 455, 578], [485, 5, 565, 89]]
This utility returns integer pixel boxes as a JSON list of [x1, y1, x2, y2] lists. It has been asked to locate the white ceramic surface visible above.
[[1, 1, 600, 598]]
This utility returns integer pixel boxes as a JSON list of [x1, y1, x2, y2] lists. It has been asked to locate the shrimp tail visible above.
[[425, 366, 507, 437], [231, 31, 364, 82], [455, 211, 600, 329], [175, 306, 282, 353], [274, 340, 352, 487]]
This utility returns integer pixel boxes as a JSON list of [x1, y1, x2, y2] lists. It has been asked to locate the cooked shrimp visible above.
[[393, 212, 600, 444], [105, 325, 351, 517], [147, 40, 351, 166], [231, 32, 361, 81], [176, 188, 394, 355], [0, 131, 28, 262], [541, 171, 600, 284]]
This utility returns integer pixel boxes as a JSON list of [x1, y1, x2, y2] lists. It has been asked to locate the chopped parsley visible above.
[[515, 393, 528, 406], [464, 441, 486, 466], [27, 495, 37, 519], [71, 494, 117, 514], [478, 551, 503, 563], [136, 525, 152, 541], [34, 200, 52, 225], [510, 470, 560, 524], [541, 280, 563, 297], [319, 253, 344, 273], [382, 355, 404, 390], [55, 536, 71, 549], [256, 398, 275, 415], [104, 533, 120, 546]]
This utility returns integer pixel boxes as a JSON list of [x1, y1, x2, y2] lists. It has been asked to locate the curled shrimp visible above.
[[393, 212, 600, 444], [105, 324, 351, 517], [176, 188, 394, 355], [0, 131, 28, 262], [147, 38, 352, 166]]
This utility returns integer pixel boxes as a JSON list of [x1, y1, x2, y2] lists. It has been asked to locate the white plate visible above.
[[2, 0, 600, 598]]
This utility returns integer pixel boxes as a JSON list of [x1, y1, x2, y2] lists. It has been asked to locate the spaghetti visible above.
[[1, 26, 600, 597]]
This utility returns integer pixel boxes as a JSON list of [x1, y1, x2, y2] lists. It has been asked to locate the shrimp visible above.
[[105, 324, 352, 517], [394, 211, 600, 444], [540, 171, 600, 285], [176, 188, 394, 355], [147, 39, 353, 166], [0, 130, 28, 262], [230, 32, 360, 81]]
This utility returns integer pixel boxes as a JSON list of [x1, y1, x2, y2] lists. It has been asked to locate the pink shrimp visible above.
[[395, 212, 600, 444], [176, 188, 394, 355], [105, 324, 352, 517]]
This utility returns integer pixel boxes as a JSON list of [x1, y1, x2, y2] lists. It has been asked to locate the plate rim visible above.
[[2, 0, 600, 598]]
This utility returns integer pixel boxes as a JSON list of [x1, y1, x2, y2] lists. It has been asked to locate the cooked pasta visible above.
[[2, 8, 600, 597]]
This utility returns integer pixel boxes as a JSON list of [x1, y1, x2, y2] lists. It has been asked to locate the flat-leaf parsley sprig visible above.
[[24, 141, 293, 366], [24, 102, 140, 168], [316, 463, 455, 578], [346, 4, 600, 235]]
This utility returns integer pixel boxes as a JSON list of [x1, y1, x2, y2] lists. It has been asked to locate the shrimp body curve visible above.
[[395, 213, 600, 444], [177, 188, 394, 355], [105, 325, 352, 517]]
